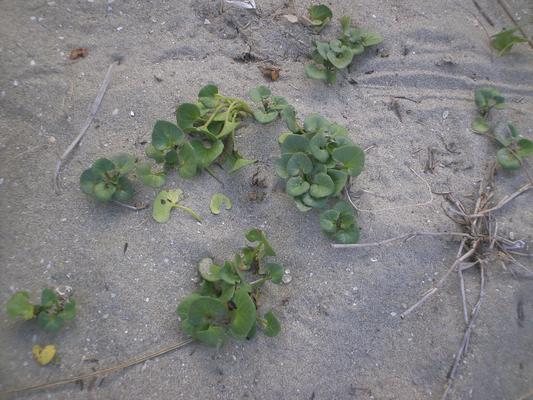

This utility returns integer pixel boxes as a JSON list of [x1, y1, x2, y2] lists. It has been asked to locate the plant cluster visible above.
[[306, 16, 383, 84], [177, 229, 283, 347], [7, 288, 76, 332], [307, 4, 333, 32], [472, 87, 533, 170], [490, 27, 527, 56], [320, 201, 359, 243], [275, 110, 363, 243]]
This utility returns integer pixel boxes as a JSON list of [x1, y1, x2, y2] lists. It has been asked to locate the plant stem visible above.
[[173, 204, 202, 222]]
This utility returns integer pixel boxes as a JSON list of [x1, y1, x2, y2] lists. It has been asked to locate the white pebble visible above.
[[30, 60, 36, 66], [13, 80, 19, 86], [112, 108, 119, 116], [117, 26, 123, 31], [129, 111, 135, 117], [390, 312, 397, 317]]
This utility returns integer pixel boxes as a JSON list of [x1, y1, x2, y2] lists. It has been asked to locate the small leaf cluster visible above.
[[307, 4, 332, 31], [305, 16, 383, 84], [490, 27, 527, 56], [249, 85, 290, 124], [276, 112, 364, 212], [147, 84, 261, 176], [320, 201, 359, 244], [177, 229, 283, 347], [471, 88, 533, 170], [80, 153, 165, 203], [6, 289, 76, 332]]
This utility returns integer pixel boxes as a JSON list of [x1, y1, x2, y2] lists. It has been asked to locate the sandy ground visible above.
[[1, 0, 532, 399]]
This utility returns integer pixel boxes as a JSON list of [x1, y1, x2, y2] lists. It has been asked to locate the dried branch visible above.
[[331, 232, 472, 249]]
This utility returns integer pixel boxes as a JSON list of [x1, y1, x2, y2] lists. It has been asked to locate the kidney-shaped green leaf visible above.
[[229, 288, 256, 340], [6, 291, 35, 320]]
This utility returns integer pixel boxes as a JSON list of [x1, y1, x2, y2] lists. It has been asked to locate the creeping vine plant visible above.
[[276, 108, 363, 243], [306, 16, 383, 84], [307, 5, 333, 32], [471, 88, 533, 170], [7, 289, 76, 332], [490, 27, 527, 56], [177, 229, 282, 347]]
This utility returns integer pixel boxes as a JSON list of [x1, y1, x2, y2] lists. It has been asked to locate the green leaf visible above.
[[281, 106, 300, 133], [145, 144, 166, 163], [177, 293, 203, 320], [361, 31, 383, 47], [490, 28, 527, 56], [294, 197, 313, 212], [229, 288, 256, 340], [301, 192, 327, 208], [471, 116, 490, 133], [340, 16, 351, 34], [309, 133, 329, 162], [152, 120, 185, 150], [152, 189, 183, 223], [474, 89, 487, 109], [249, 86, 271, 103], [217, 120, 240, 139], [497, 148, 521, 170], [210, 193, 232, 215], [281, 134, 309, 154], [263, 310, 281, 337], [328, 169, 348, 196], [178, 142, 198, 178], [315, 41, 330, 59], [40, 288, 57, 308], [287, 152, 313, 176], [335, 227, 360, 244], [80, 168, 98, 195], [309, 172, 335, 198], [308, 5, 332, 24], [226, 152, 256, 173], [91, 158, 115, 177], [198, 84, 219, 108], [220, 261, 240, 285], [517, 138, 533, 158], [253, 109, 279, 124], [110, 153, 136, 174], [197, 258, 222, 282], [37, 312, 65, 332], [305, 64, 328, 81], [193, 325, 227, 347], [176, 103, 202, 131], [190, 139, 224, 169], [286, 176, 311, 197], [187, 297, 228, 328], [265, 263, 284, 284], [113, 176, 135, 202], [136, 162, 166, 188], [93, 181, 116, 202], [58, 300, 76, 320], [327, 48, 354, 69], [275, 154, 291, 179], [332, 145, 365, 176], [6, 292, 34, 320], [320, 209, 339, 232], [304, 114, 330, 134], [245, 229, 276, 256]]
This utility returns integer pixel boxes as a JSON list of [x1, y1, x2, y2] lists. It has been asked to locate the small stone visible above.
[[370, 257, 377, 262], [204, 18, 211, 25], [30, 60, 36, 66], [282, 274, 292, 284], [48, 136, 56, 144], [390, 312, 397, 317], [112, 108, 119, 116], [442, 110, 449, 119], [13, 80, 19, 86], [117, 26, 123, 31], [509, 231, 515, 240], [129, 111, 135, 117]]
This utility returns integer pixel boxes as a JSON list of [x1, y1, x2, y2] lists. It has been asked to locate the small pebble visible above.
[[130, 111, 135, 117], [30, 60, 36, 66], [117, 26, 123, 31], [13, 80, 19, 86], [48, 136, 56, 144], [509, 231, 515, 240], [390, 312, 397, 317], [204, 18, 211, 25], [442, 110, 449, 119], [282, 274, 292, 284], [112, 108, 119, 116]]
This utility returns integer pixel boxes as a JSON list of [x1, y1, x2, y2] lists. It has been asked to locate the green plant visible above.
[[471, 88, 533, 170], [275, 111, 363, 243], [248, 86, 289, 124], [147, 85, 267, 176], [152, 189, 202, 223], [176, 229, 283, 347], [305, 16, 383, 84], [6, 289, 76, 332], [307, 4, 333, 32], [490, 27, 527, 56], [80, 154, 165, 203], [494, 123, 533, 170], [320, 201, 359, 243], [209, 193, 232, 215]]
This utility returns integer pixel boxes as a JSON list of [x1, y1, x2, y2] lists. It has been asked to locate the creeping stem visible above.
[[172, 204, 203, 222]]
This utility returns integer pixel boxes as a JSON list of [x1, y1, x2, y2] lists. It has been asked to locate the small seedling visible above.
[[210, 193, 232, 215], [305, 16, 383, 84], [6, 289, 76, 332], [471, 88, 533, 170], [81, 154, 165, 204], [307, 5, 333, 32], [494, 123, 533, 170], [249, 86, 290, 124], [32, 345, 57, 366], [320, 201, 359, 244], [490, 27, 527, 56], [80, 154, 136, 202], [152, 189, 202, 223], [177, 229, 283, 347]]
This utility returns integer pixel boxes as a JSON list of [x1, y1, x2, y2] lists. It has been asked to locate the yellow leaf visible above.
[[32, 345, 56, 365]]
